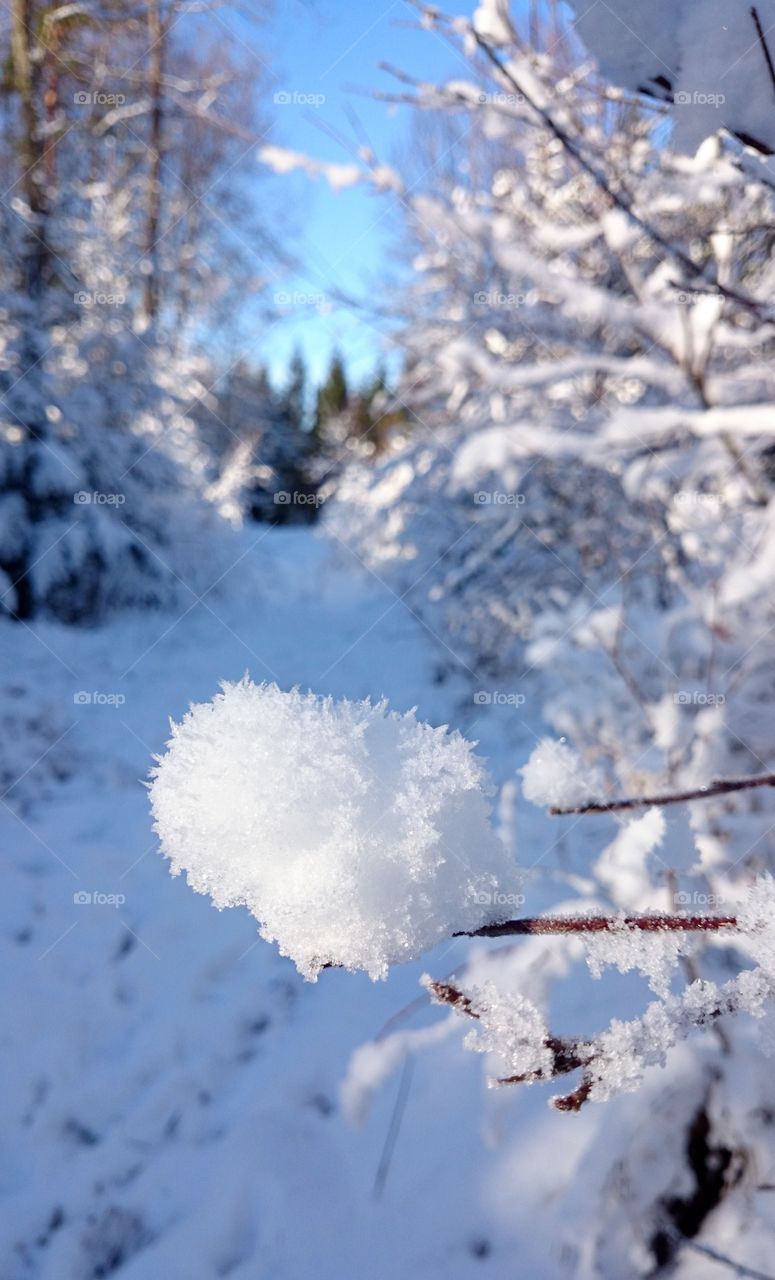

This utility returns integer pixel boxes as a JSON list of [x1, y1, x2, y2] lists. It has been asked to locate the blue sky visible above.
[[215, 0, 476, 388]]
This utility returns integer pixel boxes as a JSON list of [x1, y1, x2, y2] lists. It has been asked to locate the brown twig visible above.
[[427, 980, 593, 1107], [427, 980, 482, 1017], [429, 972, 755, 1112], [455, 914, 737, 939], [549, 771, 775, 816]]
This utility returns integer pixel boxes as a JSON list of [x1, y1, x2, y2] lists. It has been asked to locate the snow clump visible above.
[[149, 678, 519, 980], [520, 737, 601, 810]]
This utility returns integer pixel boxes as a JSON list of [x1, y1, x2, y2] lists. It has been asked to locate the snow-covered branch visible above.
[[546, 770, 775, 816], [151, 681, 775, 1116]]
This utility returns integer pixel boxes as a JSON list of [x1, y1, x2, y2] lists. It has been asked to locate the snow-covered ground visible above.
[[3, 525, 772, 1279], [0, 526, 542, 1279]]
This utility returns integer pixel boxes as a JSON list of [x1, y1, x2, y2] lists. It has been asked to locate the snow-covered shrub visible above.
[[0, 8, 271, 623], [150, 676, 775, 1119], [0, 295, 226, 622], [284, 6, 775, 1259], [424, 873, 775, 1109], [322, 5, 775, 811], [150, 678, 519, 979]]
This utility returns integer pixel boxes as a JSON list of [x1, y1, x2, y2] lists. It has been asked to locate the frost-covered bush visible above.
[[323, 25, 775, 716], [0, 293, 228, 622], [426, 876, 775, 1109], [150, 679, 519, 979], [322, 3, 775, 821], [285, 8, 775, 1257], [151, 677, 775, 1122]]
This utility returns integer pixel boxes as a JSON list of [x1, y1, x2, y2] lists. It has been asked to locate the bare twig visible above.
[[667, 1225, 775, 1280], [427, 979, 481, 1016], [549, 771, 775, 816], [752, 7, 775, 100], [455, 914, 737, 939], [427, 980, 591, 1104]]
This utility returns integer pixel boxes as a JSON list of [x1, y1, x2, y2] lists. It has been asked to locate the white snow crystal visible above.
[[588, 968, 773, 1104], [472, 0, 513, 46], [738, 873, 775, 975], [149, 679, 519, 980], [454, 980, 554, 1082], [520, 737, 601, 810], [583, 913, 686, 999]]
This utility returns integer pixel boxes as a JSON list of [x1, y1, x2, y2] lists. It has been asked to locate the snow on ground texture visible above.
[[7, 527, 775, 1279], [150, 680, 519, 980]]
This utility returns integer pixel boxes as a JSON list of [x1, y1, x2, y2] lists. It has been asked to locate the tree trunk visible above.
[[143, 0, 165, 323], [11, 0, 50, 298]]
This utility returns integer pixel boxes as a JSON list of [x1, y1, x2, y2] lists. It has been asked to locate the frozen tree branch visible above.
[[412, 3, 773, 320], [429, 962, 772, 1112], [455, 913, 737, 939], [549, 771, 775, 816]]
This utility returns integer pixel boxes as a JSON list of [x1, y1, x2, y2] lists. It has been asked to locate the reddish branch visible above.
[[428, 978, 595, 1110], [549, 770, 775, 816], [428, 973, 752, 1112], [455, 914, 737, 939]]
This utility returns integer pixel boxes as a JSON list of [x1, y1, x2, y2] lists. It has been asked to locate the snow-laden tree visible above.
[[326, 4, 775, 795], [0, 0, 274, 620], [245, 4, 775, 1267], [0, 287, 222, 620], [200, 360, 321, 526]]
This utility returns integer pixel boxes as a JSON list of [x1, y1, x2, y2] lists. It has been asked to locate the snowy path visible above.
[[1, 526, 589, 1280]]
